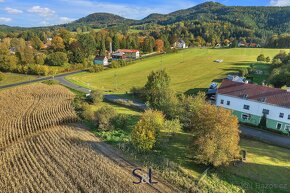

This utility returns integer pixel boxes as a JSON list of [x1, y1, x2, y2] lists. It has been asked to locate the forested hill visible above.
[[69, 2, 290, 34]]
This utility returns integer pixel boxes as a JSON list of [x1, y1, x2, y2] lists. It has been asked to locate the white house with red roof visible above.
[[216, 79, 290, 134], [116, 49, 140, 59]]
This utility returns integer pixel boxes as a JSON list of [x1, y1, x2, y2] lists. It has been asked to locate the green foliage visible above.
[[257, 54, 266, 62], [77, 33, 97, 57], [94, 105, 117, 131], [163, 119, 182, 133], [189, 98, 240, 167], [42, 80, 59, 85], [238, 68, 248, 77], [0, 72, 5, 81], [259, 114, 267, 129], [46, 52, 68, 66], [111, 114, 130, 130], [89, 89, 104, 104], [131, 110, 165, 151], [269, 51, 290, 88], [82, 103, 95, 121], [88, 65, 104, 73]]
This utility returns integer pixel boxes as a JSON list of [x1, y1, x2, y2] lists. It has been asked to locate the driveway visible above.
[[240, 126, 290, 149]]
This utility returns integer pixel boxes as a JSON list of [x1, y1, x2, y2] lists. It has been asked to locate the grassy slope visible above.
[[91, 103, 290, 192], [0, 73, 37, 86], [67, 48, 289, 93]]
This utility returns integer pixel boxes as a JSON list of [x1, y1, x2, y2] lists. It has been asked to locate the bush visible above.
[[110, 60, 121, 68], [88, 65, 104, 73], [89, 89, 104, 104], [0, 72, 5, 81], [111, 114, 129, 130], [46, 52, 68, 66], [163, 119, 182, 133], [131, 110, 165, 151], [81, 103, 95, 121], [42, 80, 59, 85], [238, 68, 248, 77], [94, 106, 116, 131], [257, 54, 266, 62]]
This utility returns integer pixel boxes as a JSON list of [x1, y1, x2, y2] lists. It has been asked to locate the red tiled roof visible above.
[[218, 79, 290, 108], [117, 49, 139, 53]]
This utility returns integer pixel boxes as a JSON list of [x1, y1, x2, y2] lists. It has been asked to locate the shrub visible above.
[[89, 89, 104, 104], [42, 80, 59, 85], [94, 106, 116, 131], [110, 60, 121, 68], [88, 65, 104, 73], [257, 54, 266, 62], [131, 110, 165, 151], [0, 72, 4, 81], [111, 114, 129, 130], [163, 119, 182, 133], [238, 68, 248, 77], [81, 103, 95, 121]]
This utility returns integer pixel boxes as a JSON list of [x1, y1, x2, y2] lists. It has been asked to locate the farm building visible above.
[[174, 39, 187, 49], [94, 56, 109, 66], [116, 49, 140, 59], [216, 79, 290, 134], [112, 52, 126, 60]]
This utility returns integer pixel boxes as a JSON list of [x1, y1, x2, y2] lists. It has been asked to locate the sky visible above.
[[0, 0, 289, 27]]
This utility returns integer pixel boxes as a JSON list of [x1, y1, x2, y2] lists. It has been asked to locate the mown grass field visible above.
[[67, 48, 290, 94], [93, 103, 290, 192], [0, 73, 37, 86]]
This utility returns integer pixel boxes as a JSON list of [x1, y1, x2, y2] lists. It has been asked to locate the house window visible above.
[[221, 100, 224, 104], [285, 125, 290, 131], [276, 123, 282, 130], [227, 101, 230, 106], [243, 105, 250, 110], [279, 113, 284, 118], [241, 114, 251, 120], [262, 109, 269, 115]]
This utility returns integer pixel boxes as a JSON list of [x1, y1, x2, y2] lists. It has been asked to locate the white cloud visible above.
[[28, 6, 55, 17], [0, 17, 12, 23], [59, 17, 75, 24], [5, 7, 23, 14], [270, 0, 290, 6], [60, 0, 195, 19], [0, 0, 5, 2]]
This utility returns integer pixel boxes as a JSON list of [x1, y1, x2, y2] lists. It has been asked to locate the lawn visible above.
[[67, 48, 289, 94], [90, 102, 290, 192], [0, 73, 37, 86]]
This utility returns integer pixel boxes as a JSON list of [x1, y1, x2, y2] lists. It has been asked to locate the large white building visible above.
[[216, 79, 290, 134]]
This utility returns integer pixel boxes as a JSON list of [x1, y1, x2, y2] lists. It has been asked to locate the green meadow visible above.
[[0, 73, 37, 87], [90, 103, 290, 192], [67, 48, 289, 94]]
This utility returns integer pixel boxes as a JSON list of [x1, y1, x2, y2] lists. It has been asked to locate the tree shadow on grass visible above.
[[217, 162, 290, 193], [185, 88, 207, 95]]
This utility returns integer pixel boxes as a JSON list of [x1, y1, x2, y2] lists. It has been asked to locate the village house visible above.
[[116, 49, 140, 59], [112, 52, 126, 60], [94, 56, 109, 66], [174, 39, 187, 49], [216, 79, 290, 134]]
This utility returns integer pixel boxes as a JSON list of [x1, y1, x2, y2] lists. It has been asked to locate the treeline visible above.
[[266, 34, 290, 48], [268, 51, 290, 88]]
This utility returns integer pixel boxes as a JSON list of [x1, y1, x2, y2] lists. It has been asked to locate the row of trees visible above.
[[268, 51, 290, 88]]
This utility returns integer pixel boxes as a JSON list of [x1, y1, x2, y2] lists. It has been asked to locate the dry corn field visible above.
[[0, 84, 177, 193]]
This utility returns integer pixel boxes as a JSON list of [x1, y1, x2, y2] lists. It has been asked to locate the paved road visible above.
[[0, 70, 147, 111], [240, 126, 290, 149], [0, 70, 86, 90]]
